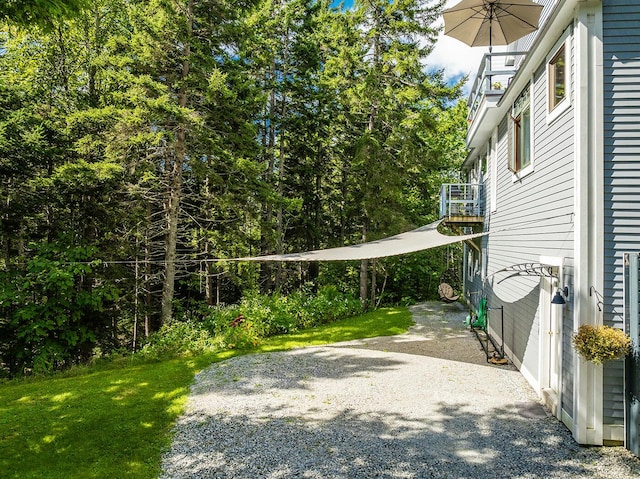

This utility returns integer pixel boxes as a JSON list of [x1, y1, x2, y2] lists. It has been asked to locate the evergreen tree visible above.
[[334, 0, 450, 306], [1, 0, 88, 27], [0, 0, 468, 375]]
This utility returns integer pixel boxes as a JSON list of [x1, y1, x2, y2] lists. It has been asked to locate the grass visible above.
[[0, 306, 413, 479], [257, 305, 413, 351]]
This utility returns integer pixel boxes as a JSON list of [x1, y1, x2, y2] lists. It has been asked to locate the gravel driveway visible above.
[[161, 302, 640, 479]]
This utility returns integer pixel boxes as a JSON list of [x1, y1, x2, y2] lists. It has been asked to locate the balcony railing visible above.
[[467, 51, 527, 125], [439, 183, 484, 221]]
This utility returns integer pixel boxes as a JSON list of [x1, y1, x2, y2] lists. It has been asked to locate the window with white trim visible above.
[[508, 87, 531, 173], [490, 129, 497, 212], [548, 44, 566, 112], [546, 30, 571, 123]]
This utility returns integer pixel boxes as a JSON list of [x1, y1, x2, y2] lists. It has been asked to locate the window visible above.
[[490, 129, 497, 212], [546, 33, 571, 123], [548, 44, 566, 111], [508, 87, 531, 173]]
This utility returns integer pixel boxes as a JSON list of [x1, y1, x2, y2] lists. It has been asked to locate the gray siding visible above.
[[478, 38, 575, 388], [602, 0, 640, 428]]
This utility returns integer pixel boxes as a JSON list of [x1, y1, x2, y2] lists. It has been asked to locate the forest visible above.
[[0, 0, 468, 377]]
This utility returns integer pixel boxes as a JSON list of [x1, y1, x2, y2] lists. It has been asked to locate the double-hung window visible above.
[[508, 87, 531, 173]]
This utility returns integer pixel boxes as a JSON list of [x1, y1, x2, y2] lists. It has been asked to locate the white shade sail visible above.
[[234, 220, 486, 262]]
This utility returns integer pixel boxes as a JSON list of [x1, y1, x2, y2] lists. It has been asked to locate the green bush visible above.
[[222, 317, 263, 350], [203, 286, 361, 338], [0, 242, 119, 377], [138, 321, 222, 360], [138, 287, 362, 359]]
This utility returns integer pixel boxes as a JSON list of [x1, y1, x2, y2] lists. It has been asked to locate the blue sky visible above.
[[331, 0, 354, 8]]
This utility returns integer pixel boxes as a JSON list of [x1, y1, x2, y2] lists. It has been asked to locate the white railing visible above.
[[467, 52, 528, 124], [439, 183, 484, 219]]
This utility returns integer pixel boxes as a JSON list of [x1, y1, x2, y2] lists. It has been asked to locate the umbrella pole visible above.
[[489, 2, 494, 87], [487, 2, 496, 91]]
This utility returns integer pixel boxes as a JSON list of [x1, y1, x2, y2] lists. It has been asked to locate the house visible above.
[[440, 0, 640, 456]]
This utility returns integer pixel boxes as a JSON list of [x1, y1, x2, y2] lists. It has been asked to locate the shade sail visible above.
[[234, 220, 486, 262]]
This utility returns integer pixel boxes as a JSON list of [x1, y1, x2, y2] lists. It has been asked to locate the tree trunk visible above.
[[260, 85, 277, 292], [203, 155, 214, 307], [360, 223, 368, 310], [308, 158, 322, 288], [205, 255, 214, 307], [370, 258, 377, 307], [133, 238, 139, 352], [359, 38, 379, 311], [360, 259, 368, 310], [144, 201, 152, 337], [275, 101, 285, 290], [160, 0, 192, 325], [160, 143, 183, 324]]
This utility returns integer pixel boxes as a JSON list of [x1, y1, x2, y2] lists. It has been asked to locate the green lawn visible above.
[[0, 306, 413, 479]]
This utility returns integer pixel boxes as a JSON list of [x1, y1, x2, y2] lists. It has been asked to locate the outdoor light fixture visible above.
[[551, 286, 569, 305]]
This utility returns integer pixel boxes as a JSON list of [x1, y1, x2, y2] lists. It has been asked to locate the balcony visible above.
[[439, 183, 484, 227], [466, 51, 527, 147]]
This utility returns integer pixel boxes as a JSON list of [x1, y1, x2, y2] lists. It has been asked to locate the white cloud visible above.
[[429, 33, 485, 87]]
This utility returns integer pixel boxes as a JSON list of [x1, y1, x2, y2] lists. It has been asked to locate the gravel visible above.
[[160, 302, 640, 479]]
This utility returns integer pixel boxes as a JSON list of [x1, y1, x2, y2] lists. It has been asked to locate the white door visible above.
[[540, 275, 562, 418]]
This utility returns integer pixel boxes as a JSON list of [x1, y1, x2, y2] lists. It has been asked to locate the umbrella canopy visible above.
[[443, 0, 544, 49]]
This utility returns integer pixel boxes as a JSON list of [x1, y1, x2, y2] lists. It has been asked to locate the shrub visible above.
[[572, 325, 631, 364], [0, 243, 119, 377], [222, 316, 263, 350], [138, 321, 221, 360], [138, 288, 363, 359], [203, 287, 362, 345]]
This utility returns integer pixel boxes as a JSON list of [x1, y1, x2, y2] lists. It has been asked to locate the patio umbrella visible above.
[[443, 0, 544, 51]]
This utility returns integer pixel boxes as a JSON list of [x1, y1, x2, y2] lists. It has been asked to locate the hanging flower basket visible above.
[[572, 325, 631, 364]]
